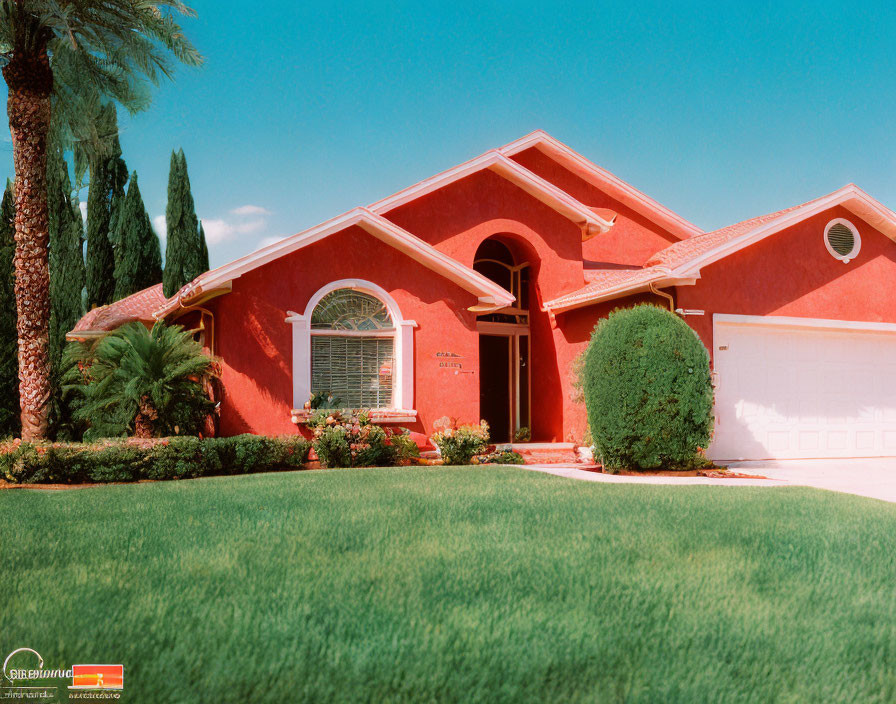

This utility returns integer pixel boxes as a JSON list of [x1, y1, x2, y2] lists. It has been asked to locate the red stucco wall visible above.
[[381, 170, 586, 302], [677, 205, 896, 358], [209, 225, 482, 439], [509, 147, 682, 267]]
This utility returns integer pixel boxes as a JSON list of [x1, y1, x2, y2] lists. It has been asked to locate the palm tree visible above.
[[65, 322, 217, 439], [0, 1, 201, 440]]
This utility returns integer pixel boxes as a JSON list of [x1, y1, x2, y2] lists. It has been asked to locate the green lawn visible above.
[[2, 467, 895, 703]]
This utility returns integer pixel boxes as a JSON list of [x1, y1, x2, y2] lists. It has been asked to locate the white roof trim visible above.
[[368, 151, 613, 235], [156, 208, 515, 318], [499, 130, 703, 240], [543, 183, 896, 313], [543, 270, 699, 314], [671, 184, 896, 278]]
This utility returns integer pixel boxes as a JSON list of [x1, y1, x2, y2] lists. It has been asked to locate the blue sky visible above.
[[5, 0, 896, 267]]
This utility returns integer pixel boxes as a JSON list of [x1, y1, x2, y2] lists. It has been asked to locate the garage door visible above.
[[709, 314, 896, 460]]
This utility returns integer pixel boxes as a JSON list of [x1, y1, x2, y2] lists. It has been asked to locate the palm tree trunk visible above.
[[3, 45, 53, 441], [133, 414, 154, 439], [134, 397, 158, 439]]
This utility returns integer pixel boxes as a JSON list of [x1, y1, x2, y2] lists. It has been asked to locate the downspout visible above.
[[648, 282, 675, 313]]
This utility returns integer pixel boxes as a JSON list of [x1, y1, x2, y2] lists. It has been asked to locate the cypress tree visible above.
[[85, 104, 128, 309], [163, 149, 201, 296], [112, 173, 163, 300], [48, 147, 86, 367], [48, 147, 86, 437], [0, 181, 19, 437], [198, 221, 209, 274]]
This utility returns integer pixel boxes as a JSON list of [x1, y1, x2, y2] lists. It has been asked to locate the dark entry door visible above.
[[479, 335, 511, 443]]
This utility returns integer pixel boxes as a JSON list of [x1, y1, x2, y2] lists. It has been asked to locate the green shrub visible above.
[[582, 305, 713, 471], [390, 429, 421, 464], [431, 418, 490, 465], [305, 410, 398, 468], [0, 435, 311, 484], [313, 426, 352, 469]]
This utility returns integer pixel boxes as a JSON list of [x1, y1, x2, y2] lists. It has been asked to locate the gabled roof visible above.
[[652, 184, 896, 277], [368, 150, 614, 239], [154, 208, 516, 320], [67, 283, 168, 340], [543, 267, 696, 314], [500, 130, 703, 241], [544, 184, 896, 314]]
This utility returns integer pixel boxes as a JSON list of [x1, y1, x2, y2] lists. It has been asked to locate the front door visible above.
[[479, 334, 512, 442]]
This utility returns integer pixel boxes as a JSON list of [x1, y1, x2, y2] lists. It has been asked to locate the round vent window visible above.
[[824, 218, 861, 262]]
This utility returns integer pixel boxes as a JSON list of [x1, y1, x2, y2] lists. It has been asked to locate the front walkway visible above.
[[726, 458, 896, 503], [526, 459, 896, 503], [524, 464, 786, 488]]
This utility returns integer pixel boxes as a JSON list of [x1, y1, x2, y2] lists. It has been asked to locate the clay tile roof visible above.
[[69, 283, 168, 337], [644, 197, 826, 269], [545, 266, 668, 311]]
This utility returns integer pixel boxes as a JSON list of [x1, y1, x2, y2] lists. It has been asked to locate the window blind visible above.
[[311, 336, 394, 408]]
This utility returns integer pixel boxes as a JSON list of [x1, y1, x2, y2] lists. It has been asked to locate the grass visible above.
[[2, 467, 895, 703]]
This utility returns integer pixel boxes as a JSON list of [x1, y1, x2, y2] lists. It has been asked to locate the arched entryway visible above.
[[473, 238, 531, 443]]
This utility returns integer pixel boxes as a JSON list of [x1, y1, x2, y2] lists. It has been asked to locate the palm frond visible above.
[[2, 1, 202, 153]]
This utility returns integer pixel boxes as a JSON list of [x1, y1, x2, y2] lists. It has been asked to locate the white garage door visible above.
[[709, 314, 896, 460]]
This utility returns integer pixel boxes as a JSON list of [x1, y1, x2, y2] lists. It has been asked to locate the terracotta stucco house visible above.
[[71, 131, 896, 461]]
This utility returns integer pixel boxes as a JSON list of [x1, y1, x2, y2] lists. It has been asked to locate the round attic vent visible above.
[[824, 219, 860, 262]]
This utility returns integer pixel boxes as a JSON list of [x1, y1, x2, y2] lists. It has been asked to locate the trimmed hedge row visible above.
[[0, 435, 312, 485]]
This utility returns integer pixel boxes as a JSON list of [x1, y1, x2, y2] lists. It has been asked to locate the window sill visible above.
[[291, 408, 418, 424]]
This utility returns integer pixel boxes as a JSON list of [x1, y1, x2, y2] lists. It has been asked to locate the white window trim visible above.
[[285, 279, 417, 410], [824, 217, 861, 263]]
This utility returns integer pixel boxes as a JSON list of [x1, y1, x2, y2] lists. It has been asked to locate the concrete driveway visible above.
[[726, 458, 896, 503]]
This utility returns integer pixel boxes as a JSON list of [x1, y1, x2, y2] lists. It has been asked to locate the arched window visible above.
[[310, 289, 395, 408], [473, 238, 529, 324], [287, 279, 417, 414]]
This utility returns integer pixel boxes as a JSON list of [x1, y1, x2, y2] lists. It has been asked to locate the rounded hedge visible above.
[[583, 305, 713, 470]]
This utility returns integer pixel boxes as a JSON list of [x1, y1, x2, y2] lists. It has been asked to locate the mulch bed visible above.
[[0, 478, 159, 491], [598, 467, 769, 479]]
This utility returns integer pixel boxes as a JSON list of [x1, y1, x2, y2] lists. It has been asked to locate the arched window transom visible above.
[[310, 288, 395, 408], [311, 289, 393, 331]]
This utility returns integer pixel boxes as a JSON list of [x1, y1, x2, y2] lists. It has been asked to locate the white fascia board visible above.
[[487, 155, 613, 232], [671, 185, 896, 279], [368, 152, 499, 213], [356, 209, 516, 307], [714, 313, 896, 335], [182, 208, 368, 294], [153, 208, 371, 317], [368, 150, 612, 232], [499, 130, 703, 239], [544, 273, 698, 314], [156, 207, 516, 318]]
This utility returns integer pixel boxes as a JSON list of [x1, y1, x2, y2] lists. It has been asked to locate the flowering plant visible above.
[[430, 417, 490, 465], [305, 409, 417, 468]]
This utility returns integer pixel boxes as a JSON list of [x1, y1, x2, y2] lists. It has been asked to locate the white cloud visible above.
[[202, 217, 266, 245], [152, 215, 167, 241], [149, 206, 273, 250], [255, 235, 288, 251], [231, 204, 270, 216], [78, 201, 87, 223]]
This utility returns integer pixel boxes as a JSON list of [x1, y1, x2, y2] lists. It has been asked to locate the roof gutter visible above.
[[544, 268, 699, 315]]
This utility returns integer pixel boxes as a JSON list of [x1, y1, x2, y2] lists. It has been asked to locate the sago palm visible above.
[[67, 322, 217, 439], [0, 1, 201, 440]]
